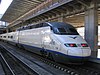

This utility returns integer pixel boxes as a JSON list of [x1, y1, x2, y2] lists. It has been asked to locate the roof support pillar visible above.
[[84, 0, 98, 57]]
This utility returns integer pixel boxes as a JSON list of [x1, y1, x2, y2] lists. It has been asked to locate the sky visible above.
[[77, 27, 100, 45], [0, 0, 13, 14]]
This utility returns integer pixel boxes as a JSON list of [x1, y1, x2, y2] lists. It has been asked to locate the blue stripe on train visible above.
[[19, 43, 90, 59]]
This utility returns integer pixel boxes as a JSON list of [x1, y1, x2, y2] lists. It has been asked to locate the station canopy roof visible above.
[[0, 0, 46, 23]]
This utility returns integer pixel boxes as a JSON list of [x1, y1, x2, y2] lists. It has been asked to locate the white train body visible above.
[[0, 22, 91, 64]]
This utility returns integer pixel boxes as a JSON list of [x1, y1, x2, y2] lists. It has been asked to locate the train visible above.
[[0, 22, 91, 64]]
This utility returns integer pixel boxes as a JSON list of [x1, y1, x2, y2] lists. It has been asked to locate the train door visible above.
[[40, 27, 51, 57], [49, 35, 61, 52]]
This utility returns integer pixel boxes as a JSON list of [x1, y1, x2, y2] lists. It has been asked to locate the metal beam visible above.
[[76, 0, 90, 7], [28, 0, 42, 4]]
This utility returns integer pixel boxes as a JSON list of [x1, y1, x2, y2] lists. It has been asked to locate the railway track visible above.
[[65, 63, 100, 75], [33, 53, 100, 75], [0, 53, 14, 75], [1, 42, 100, 75], [0, 42, 68, 75], [0, 48, 38, 75], [13, 45, 100, 75]]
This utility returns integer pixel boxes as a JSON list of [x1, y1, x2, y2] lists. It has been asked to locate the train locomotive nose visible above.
[[67, 48, 91, 63]]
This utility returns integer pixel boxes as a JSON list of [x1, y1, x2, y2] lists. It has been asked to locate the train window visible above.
[[39, 23, 43, 27], [50, 26, 53, 30], [53, 27, 79, 35], [4, 36, 6, 38], [11, 36, 13, 38], [52, 27, 67, 35], [56, 28, 68, 35], [43, 23, 49, 27], [29, 26, 31, 29], [31, 25, 36, 29], [35, 24, 39, 28], [25, 26, 30, 30], [17, 23, 49, 31], [69, 28, 77, 32], [68, 28, 79, 35], [58, 28, 66, 33], [21, 27, 24, 30]]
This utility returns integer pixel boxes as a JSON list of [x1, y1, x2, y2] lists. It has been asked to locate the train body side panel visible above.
[[18, 27, 51, 54]]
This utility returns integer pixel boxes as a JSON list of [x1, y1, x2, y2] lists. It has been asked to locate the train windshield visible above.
[[53, 27, 79, 35]]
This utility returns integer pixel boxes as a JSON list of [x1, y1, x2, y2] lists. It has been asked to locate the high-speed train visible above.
[[0, 22, 91, 64]]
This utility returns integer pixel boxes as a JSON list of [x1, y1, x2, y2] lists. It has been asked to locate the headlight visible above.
[[64, 43, 77, 47], [81, 43, 88, 47]]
